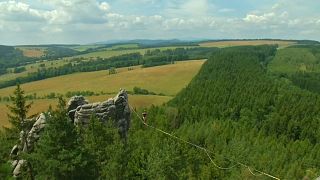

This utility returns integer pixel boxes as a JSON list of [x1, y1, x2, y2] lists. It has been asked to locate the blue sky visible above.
[[0, 0, 319, 45]]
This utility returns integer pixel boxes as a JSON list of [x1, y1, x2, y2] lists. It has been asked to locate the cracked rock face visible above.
[[67, 96, 88, 120], [72, 89, 131, 139], [10, 113, 47, 177]]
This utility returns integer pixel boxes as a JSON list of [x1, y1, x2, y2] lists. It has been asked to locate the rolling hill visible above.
[[0, 60, 205, 127]]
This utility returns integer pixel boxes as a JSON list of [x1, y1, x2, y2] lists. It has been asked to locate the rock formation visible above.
[[72, 89, 131, 139], [67, 95, 88, 120], [10, 113, 46, 177], [10, 89, 131, 177]]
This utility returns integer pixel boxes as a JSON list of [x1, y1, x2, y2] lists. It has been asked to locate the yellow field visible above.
[[0, 60, 204, 97], [17, 47, 45, 57], [0, 60, 205, 127], [0, 46, 197, 82], [199, 40, 296, 48]]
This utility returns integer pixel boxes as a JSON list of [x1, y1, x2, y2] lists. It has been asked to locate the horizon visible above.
[[0, 0, 320, 45], [2, 38, 320, 46]]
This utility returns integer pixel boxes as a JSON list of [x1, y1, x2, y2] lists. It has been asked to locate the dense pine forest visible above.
[[1, 45, 320, 179]]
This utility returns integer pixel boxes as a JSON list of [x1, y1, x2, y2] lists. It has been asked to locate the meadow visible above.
[[0, 60, 205, 127], [199, 40, 296, 48], [268, 47, 320, 73]]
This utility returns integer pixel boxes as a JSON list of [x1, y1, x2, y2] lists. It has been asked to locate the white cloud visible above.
[[243, 12, 275, 23], [0, 1, 45, 21], [272, 3, 281, 10], [288, 19, 300, 26], [0, 0, 111, 25], [41, 26, 63, 33], [0, 0, 319, 45], [165, 0, 211, 18], [99, 2, 110, 11], [182, 0, 208, 16]]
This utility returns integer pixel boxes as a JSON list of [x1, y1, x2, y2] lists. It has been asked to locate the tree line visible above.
[[0, 47, 217, 89]]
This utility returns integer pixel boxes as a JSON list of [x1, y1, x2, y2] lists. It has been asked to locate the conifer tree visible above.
[[7, 84, 32, 133], [26, 97, 95, 179], [6, 84, 34, 179]]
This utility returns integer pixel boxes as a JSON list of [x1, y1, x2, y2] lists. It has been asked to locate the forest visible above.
[[1, 45, 319, 179], [269, 45, 320, 94]]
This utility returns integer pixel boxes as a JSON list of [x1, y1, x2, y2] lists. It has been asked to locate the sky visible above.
[[0, 0, 319, 45]]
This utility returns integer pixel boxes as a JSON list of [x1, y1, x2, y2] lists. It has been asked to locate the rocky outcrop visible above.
[[10, 89, 131, 177], [72, 89, 131, 139], [10, 113, 47, 177], [67, 96, 88, 120], [26, 113, 46, 151]]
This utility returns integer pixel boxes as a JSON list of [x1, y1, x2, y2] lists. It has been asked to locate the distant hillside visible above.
[[16, 45, 79, 60], [94, 39, 198, 48], [95, 39, 183, 45], [0, 45, 28, 75]]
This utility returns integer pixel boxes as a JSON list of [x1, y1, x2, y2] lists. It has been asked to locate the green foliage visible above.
[[0, 161, 11, 179], [65, 90, 97, 98], [0, 45, 29, 75], [26, 97, 95, 179], [290, 72, 320, 94], [108, 67, 117, 75], [81, 117, 125, 179], [0, 130, 16, 179], [269, 47, 320, 73], [13, 67, 26, 74], [133, 87, 157, 95], [162, 45, 320, 178], [269, 45, 320, 94], [7, 84, 32, 132], [38, 63, 45, 68], [43, 46, 78, 60], [25, 97, 127, 179]]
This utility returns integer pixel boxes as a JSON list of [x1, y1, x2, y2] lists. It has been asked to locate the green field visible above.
[[0, 60, 205, 127], [268, 47, 320, 73], [74, 46, 197, 59]]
